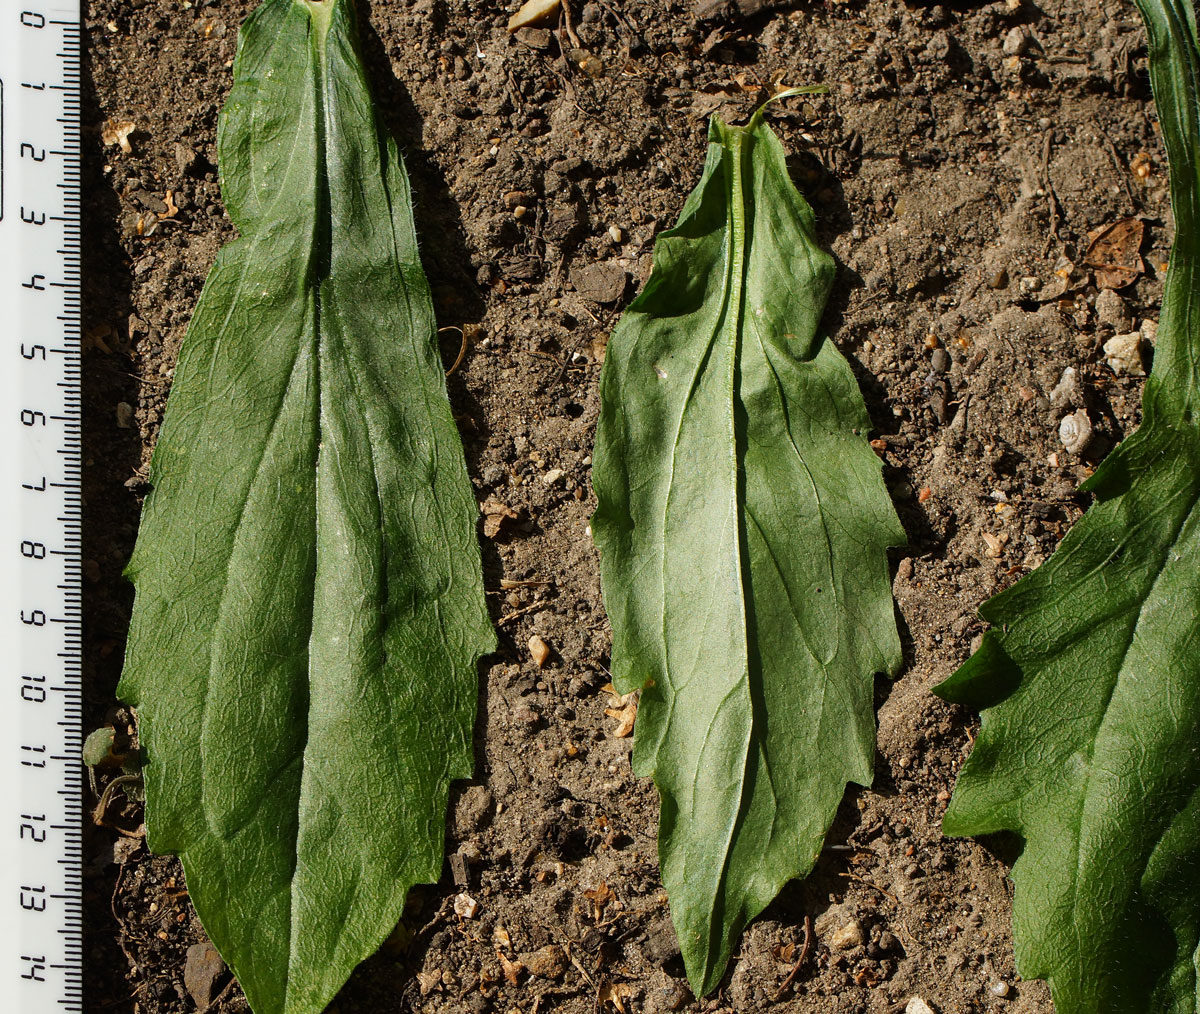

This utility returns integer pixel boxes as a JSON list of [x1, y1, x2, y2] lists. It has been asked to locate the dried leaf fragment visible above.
[[416, 970, 442, 996], [159, 190, 179, 220], [605, 700, 637, 737], [600, 683, 638, 736], [480, 497, 519, 538], [583, 881, 615, 919], [772, 941, 796, 962], [497, 949, 525, 985], [598, 982, 639, 1013], [101, 118, 136, 153], [1083, 217, 1145, 289], [982, 531, 1009, 558]]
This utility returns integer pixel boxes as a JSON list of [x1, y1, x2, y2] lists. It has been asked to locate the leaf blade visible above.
[[934, 2, 1200, 1010], [592, 112, 903, 996], [118, 3, 494, 1012]]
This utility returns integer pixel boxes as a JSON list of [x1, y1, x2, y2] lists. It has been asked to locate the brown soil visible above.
[[80, 0, 1168, 1011]]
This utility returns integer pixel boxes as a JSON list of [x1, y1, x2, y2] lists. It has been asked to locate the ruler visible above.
[[0, 3, 83, 1011]]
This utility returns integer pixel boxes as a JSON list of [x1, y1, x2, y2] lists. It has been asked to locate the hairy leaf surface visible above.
[[591, 108, 904, 996], [934, 2, 1200, 1010], [117, 2, 494, 1012]]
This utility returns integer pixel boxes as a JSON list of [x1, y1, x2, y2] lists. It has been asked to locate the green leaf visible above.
[[116, 2, 494, 1012], [933, 2, 1200, 1010], [591, 107, 904, 997]]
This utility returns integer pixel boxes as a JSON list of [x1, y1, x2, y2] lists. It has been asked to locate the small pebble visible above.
[[116, 402, 134, 428], [1002, 25, 1031, 55], [1049, 367, 1080, 411], [987, 268, 1009, 289], [930, 347, 950, 373], [906, 999, 936, 1014], [1103, 332, 1147, 376], [829, 919, 864, 950], [1095, 288, 1132, 329], [453, 892, 479, 919], [542, 468, 565, 486], [990, 980, 1011, 998], [506, 0, 560, 32], [183, 943, 225, 1008], [528, 635, 552, 668], [607, 224, 623, 243]]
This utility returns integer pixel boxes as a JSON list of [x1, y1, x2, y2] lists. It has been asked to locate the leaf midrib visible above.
[[287, 6, 333, 1008], [195, 7, 343, 1010], [670, 124, 758, 985]]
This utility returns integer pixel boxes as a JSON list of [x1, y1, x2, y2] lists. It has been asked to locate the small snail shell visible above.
[[1059, 408, 1093, 454]]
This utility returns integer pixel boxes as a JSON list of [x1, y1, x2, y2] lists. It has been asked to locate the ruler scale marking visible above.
[[0, 4, 83, 1011]]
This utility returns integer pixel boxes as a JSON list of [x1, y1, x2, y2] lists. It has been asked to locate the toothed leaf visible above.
[[118, 3, 494, 1011], [592, 109, 904, 997], [935, 3, 1200, 1009]]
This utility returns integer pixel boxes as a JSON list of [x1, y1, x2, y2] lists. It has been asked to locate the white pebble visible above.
[[829, 919, 864, 950], [1103, 332, 1147, 376]]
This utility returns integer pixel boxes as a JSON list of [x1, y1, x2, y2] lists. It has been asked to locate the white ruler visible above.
[[0, 3, 83, 1010]]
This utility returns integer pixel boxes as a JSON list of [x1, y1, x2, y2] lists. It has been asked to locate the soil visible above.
[[79, 0, 1169, 1010]]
